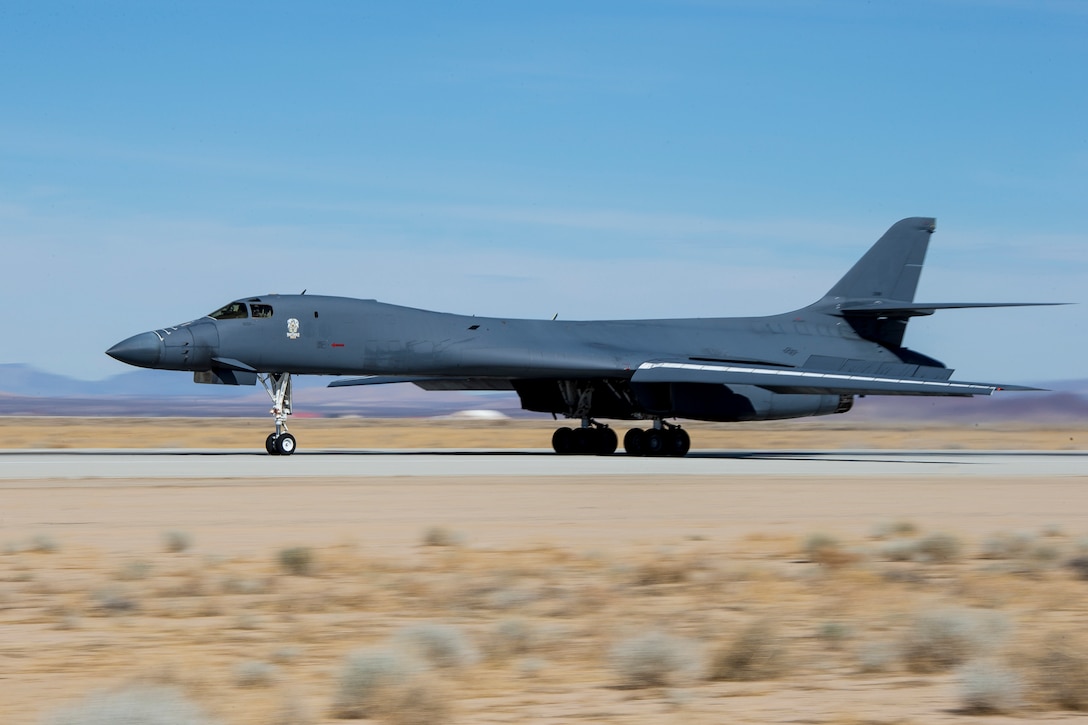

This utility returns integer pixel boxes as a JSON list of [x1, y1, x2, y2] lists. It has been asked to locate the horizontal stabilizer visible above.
[[835, 301, 1068, 318], [633, 361, 1042, 397]]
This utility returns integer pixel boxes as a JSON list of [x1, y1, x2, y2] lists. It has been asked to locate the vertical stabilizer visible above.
[[823, 217, 935, 303]]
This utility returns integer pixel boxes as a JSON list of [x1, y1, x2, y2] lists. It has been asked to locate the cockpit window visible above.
[[251, 304, 274, 318], [208, 302, 249, 320]]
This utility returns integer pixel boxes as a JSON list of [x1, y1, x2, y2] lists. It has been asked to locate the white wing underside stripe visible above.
[[636, 361, 1002, 394]]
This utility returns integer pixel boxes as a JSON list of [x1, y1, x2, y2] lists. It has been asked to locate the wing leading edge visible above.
[[632, 361, 1041, 396], [329, 362, 1040, 398], [329, 376, 515, 391]]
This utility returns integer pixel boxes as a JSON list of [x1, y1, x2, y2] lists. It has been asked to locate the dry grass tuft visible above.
[[856, 641, 898, 673], [899, 609, 1007, 673], [979, 531, 1036, 559], [912, 532, 962, 563], [1065, 555, 1088, 581], [958, 660, 1023, 713], [871, 519, 919, 539], [277, 546, 314, 576], [163, 530, 193, 553], [234, 660, 278, 688], [803, 533, 860, 568], [609, 631, 698, 688], [816, 621, 853, 649], [44, 685, 219, 725], [632, 557, 691, 585], [1028, 633, 1088, 710], [380, 675, 452, 725], [484, 618, 535, 660], [708, 620, 785, 681], [91, 585, 140, 614], [393, 623, 478, 670], [422, 526, 463, 547], [332, 648, 449, 723]]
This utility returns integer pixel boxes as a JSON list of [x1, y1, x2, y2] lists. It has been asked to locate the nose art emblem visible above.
[[287, 318, 300, 339]]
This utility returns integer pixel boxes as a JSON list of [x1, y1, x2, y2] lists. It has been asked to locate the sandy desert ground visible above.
[[3, 418, 1088, 724]]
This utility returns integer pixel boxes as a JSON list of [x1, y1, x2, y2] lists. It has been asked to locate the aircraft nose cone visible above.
[[106, 332, 163, 368]]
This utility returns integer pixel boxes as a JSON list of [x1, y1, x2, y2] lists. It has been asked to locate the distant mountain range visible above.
[[1, 363, 1085, 422], [0, 364, 520, 418]]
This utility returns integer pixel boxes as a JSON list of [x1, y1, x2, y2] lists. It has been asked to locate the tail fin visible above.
[[823, 217, 935, 303], [811, 217, 1063, 350]]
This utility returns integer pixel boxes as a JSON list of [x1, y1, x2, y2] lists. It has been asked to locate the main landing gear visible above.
[[546, 382, 691, 457], [260, 373, 296, 456], [622, 421, 690, 457], [550, 419, 691, 457], [551, 420, 618, 455]]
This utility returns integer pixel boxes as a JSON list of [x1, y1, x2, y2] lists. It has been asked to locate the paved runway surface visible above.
[[2, 449, 1086, 480], [2, 448, 1086, 559]]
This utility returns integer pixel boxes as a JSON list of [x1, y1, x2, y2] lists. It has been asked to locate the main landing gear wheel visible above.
[[623, 428, 645, 456], [623, 424, 690, 457], [665, 427, 691, 457], [551, 424, 618, 455]]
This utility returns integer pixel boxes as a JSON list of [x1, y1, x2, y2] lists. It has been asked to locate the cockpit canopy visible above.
[[208, 299, 274, 320]]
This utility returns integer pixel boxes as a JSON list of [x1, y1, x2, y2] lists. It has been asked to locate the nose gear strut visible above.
[[260, 373, 296, 455]]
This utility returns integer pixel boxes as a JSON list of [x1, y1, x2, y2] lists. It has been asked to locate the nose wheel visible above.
[[260, 373, 297, 456], [265, 432, 297, 456]]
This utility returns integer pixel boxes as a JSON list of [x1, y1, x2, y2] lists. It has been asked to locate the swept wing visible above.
[[632, 360, 1041, 396]]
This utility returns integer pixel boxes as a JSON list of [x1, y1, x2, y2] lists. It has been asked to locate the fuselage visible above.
[[108, 294, 913, 423], [127, 294, 897, 380]]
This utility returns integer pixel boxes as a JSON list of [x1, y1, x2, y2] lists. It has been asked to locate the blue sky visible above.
[[1, 1, 1084, 383]]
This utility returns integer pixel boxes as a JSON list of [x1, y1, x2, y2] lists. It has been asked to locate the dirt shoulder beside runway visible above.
[[5, 469, 1088, 724]]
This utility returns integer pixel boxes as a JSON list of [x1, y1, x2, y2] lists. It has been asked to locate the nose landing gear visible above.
[[260, 373, 296, 456]]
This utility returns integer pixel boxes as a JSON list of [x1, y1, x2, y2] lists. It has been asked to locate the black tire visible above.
[[572, 427, 594, 454], [275, 433, 297, 456], [596, 427, 618, 455], [265, 433, 280, 455], [552, 427, 574, 454], [623, 428, 645, 456], [643, 428, 665, 456], [666, 428, 691, 457]]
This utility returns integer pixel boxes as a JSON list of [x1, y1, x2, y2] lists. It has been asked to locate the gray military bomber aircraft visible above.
[[107, 217, 1050, 456]]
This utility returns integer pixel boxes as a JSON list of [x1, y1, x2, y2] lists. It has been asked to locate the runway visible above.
[[1, 447, 1086, 563], [1, 448, 1086, 480]]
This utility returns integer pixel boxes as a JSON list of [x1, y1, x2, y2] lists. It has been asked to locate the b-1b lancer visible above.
[[107, 217, 1051, 456]]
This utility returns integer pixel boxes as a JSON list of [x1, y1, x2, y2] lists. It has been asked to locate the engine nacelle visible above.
[[633, 382, 853, 422]]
